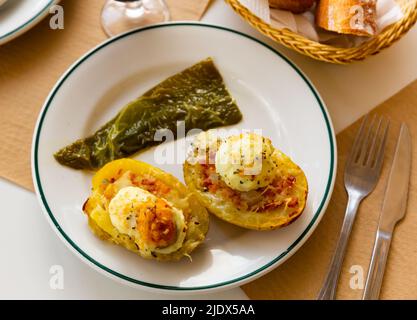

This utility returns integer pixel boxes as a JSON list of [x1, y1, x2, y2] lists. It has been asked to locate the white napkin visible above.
[[239, 0, 271, 22], [238, 0, 404, 47]]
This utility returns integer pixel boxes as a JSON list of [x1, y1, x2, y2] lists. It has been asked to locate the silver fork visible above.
[[318, 114, 389, 300]]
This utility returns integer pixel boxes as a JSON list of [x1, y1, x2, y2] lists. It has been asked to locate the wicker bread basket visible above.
[[225, 0, 417, 64]]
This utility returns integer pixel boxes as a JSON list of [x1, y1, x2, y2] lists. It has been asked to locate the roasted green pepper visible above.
[[54, 58, 242, 170]]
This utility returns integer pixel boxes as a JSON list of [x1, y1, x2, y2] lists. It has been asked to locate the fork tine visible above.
[[365, 116, 383, 166], [347, 114, 369, 165], [373, 119, 390, 172], [357, 115, 377, 165]]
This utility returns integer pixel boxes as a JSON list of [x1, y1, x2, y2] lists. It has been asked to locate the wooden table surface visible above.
[[1, 0, 416, 300]]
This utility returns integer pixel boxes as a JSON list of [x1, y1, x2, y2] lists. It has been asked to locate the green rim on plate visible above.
[[0, 0, 56, 43], [33, 23, 335, 291]]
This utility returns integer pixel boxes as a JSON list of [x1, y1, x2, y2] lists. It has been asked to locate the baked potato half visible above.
[[83, 158, 209, 261], [183, 131, 308, 230]]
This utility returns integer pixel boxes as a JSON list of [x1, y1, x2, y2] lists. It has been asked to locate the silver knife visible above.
[[363, 123, 412, 300]]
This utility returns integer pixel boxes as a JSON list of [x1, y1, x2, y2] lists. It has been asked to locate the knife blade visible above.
[[363, 123, 412, 300], [379, 123, 412, 232]]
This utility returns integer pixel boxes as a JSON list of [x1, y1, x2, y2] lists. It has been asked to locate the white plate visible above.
[[32, 23, 336, 294], [0, 0, 59, 45]]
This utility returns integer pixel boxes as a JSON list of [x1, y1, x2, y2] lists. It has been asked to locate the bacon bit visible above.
[[217, 184, 244, 208], [208, 184, 218, 193], [289, 211, 299, 217], [200, 163, 210, 171], [134, 176, 171, 196], [263, 187, 277, 198], [129, 172, 137, 181], [272, 176, 295, 190], [221, 187, 234, 199], [198, 164, 297, 213], [287, 197, 299, 208], [271, 180, 284, 193], [202, 177, 212, 187], [141, 177, 156, 185]]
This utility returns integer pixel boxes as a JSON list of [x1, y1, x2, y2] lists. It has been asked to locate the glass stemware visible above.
[[101, 0, 170, 37]]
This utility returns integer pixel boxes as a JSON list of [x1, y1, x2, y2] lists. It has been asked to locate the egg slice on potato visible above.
[[83, 158, 209, 261], [215, 133, 278, 192], [184, 131, 308, 230]]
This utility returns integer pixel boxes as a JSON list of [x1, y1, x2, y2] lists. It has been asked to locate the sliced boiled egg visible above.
[[108, 186, 186, 254], [215, 133, 277, 192]]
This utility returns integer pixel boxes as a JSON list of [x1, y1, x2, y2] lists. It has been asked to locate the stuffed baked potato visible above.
[[83, 158, 209, 261], [183, 131, 308, 230]]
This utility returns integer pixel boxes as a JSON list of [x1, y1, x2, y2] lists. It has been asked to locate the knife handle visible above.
[[363, 230, 392, 300]]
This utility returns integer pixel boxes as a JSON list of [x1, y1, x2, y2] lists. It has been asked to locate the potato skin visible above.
[[83, 158, 209, 262], [184, 151, 308, 231]]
